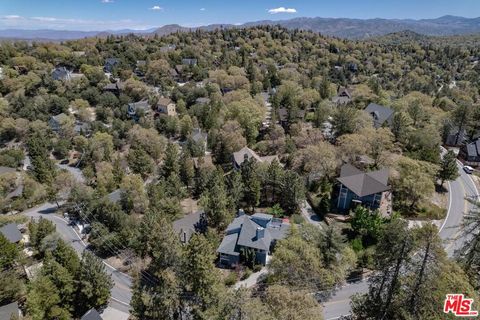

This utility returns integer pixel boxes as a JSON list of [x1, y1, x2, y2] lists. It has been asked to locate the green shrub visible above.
[[241, 268, 252, 280], [224, 272, 237, 286]]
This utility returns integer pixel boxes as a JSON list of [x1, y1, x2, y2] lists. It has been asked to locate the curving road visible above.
[[322, 160, 479, 320], [22, 202, 132, 314]]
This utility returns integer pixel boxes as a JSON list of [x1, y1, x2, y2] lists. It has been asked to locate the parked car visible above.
[[463, 165, 474, 174]]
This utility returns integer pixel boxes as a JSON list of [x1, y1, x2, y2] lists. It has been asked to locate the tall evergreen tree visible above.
[[75, 251, 113, 315], [437, 149, 459, 186]]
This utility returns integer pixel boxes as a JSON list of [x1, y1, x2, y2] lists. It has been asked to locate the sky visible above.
[[0, 0, 479, 31]]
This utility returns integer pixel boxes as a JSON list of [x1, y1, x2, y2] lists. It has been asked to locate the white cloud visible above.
[[200, 8, 206, 11], [0, 15, 153, 31], [149, 5, 163, 11], [101, 0, 114, 3], [4, 15, 22, 20], [267, 7, 297, 14]]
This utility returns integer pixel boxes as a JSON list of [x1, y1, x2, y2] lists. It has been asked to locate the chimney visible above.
[[256, 227, 265, 239]]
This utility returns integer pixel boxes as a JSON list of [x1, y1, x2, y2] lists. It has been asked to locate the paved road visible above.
[[321, 161, 479, 320], [23, 202, 132, 314], [56, 163, 86, 184]]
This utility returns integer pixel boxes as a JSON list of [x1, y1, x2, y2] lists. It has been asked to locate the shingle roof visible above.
[[173, 211, 206, 243], [128, 100, 151, 113], [233, 147, 278, 167], [0, 223, 22, 243], [364, 103, 394, 128], [81, 308, 102, 320], [218, 213, 290, 255], [52, 67, 71, 81], [337, 163, 390, 197], [195, 97, 210, 105], [465, 139, 480, 158], [0, 302, 19, 320], [107, 189, 122, 203], [157, 97, 173, 106]]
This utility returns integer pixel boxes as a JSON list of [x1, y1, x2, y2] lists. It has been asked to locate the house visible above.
[[217, 212, 290, 267], [107, 189, 122, 204], [128, 100, 152, 118], [0, 302, 20, 319], [332, 87, 352, 105], [52, 66, 71, 81], [232, 146, 279, 169], [103, 81, 125, 94], [195, 97, 210, 105], [182, 58, 197, 66], [443, 125, 467, 147], [81, 308, 102, 320], [48, 113, 70, 132], [74, 121, 91, 136], [277, 107, 305, 128], [0, 223, 22, 243], [192, 155, 214, 170], [173, 211, 207, 244], [364, 103, 394, 128], [459, 139, 480, 167], [191, 128, 208, 152], [336, 164, 391, 212], [157, 98, 176, 116], [104, 58, 120, 73], [160, 44, 176, 52]]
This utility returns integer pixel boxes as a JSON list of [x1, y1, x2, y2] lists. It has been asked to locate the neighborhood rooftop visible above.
[[0, 223, 22, 243], [337, 164, 390, 197]]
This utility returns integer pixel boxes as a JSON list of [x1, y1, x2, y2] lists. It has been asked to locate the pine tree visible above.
[[75, 251, 113, 315], [240, 158, 261, 212], [437, 149, 459, 186], [179, 151, 195, 189], [200, 169, 232, 229], [163, 142, 180, 178]]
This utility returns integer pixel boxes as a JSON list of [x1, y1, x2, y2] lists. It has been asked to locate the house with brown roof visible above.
[[336, 164, 391, 212], [232, 146, 279, 170], [157, 98, 177, 116], [332, 87, 352, 105]]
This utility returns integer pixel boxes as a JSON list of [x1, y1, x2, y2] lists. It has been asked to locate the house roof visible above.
[[81, 308, 102, 320], [233, 147, 279, 167], [128, 100, 151, 113], [191, 128, 207, 143], [337, 163, 390, 197], [233, 146, 262, 166], [50, 113, 69, 124], [364, 103, 394, 128], [277, 108, 306, 122], [192, 155, 214, 169], [0, 302, 19, 320], [172, 211, 206, 243], [107, 189, 122, 204], [157, 97, 173, 106], [52, 66, 70, 80], [105, 58, 119, 65], [217, 213, 290, 255], [195, 97, 210, 105], [0, 223, 22, 243], [466, 139, 480, 158]]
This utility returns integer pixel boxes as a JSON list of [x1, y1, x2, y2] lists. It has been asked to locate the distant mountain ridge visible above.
[[1, 15, 480, 40]]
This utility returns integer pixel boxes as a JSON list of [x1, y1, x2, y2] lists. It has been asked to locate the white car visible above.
[[463, 165, 474, 174]]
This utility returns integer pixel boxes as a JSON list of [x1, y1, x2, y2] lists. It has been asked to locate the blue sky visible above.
[[1, 0, 479, 31]]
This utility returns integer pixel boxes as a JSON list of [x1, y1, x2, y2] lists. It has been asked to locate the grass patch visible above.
[[291, 214, 305, 224], [0, 214, 28, 227], [416, 202, 447, 220]]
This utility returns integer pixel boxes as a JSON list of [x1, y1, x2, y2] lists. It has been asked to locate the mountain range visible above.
[[1, 15, 480, 41]]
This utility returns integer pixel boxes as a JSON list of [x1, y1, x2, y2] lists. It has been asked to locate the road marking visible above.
[[110, 296, 131, 307], [439, 179, 453, 233], [326, 315, 351, 320]]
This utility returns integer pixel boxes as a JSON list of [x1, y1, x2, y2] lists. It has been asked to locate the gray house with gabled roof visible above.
[[127, 100, 152, 118], [217, 212, 290, 267], [364, 103, 394, 128], [104, 58, 120, 73], [460, 138, 480, 167], [336, 164, 390, 211]]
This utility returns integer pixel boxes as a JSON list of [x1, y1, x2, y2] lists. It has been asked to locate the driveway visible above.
[[321, 160, 479, 320], [22, 202, 132, 314]]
